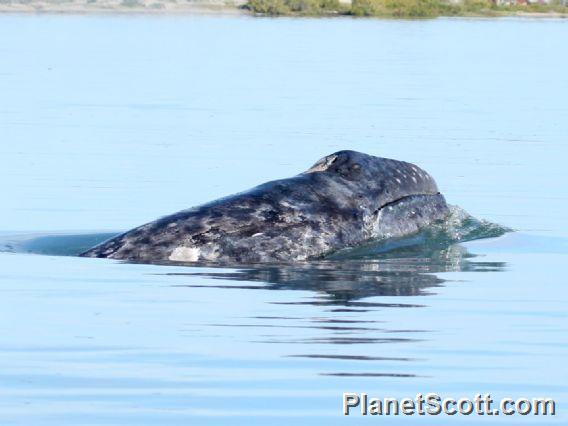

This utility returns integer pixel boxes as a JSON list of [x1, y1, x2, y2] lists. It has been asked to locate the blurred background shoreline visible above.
[[0, 0, 247, 15], [1, 0, 567, 18]]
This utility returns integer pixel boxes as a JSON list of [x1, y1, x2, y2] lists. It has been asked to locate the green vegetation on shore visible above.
[[244, 0, 568, 17], [244, 0, 347, 15]]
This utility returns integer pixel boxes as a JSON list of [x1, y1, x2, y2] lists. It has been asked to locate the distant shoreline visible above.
[[0, 0, 567, 18], [0, 1, 247, 15]]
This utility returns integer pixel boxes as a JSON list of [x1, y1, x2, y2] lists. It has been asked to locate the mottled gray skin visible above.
[[81, 151, 449, 263]]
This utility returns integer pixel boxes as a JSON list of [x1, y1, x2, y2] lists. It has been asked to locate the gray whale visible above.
[[81, 150, 449, 263]]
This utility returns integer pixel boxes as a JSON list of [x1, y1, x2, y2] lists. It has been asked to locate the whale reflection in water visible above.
[[160, 240, 506, 378], [163, 242, 506, 304]]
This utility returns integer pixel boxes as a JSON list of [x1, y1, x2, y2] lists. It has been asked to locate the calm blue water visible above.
[[0, 15, 567, 425]]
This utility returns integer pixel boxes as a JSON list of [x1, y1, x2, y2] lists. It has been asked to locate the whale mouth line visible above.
[[373, 192, 442, 216]]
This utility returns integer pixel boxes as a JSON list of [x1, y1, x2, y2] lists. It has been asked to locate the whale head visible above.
[[305, 150, 441, 211]]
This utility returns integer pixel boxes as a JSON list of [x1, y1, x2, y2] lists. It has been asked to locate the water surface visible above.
[[0, 15, 567, 425]]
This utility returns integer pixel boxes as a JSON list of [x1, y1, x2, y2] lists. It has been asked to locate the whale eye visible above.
[[351, 163, 361, 172]]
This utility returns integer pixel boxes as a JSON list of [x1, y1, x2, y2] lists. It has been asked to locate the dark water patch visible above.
[[309, 318, 384, 324], [204, 323, 384, 332], [175, 284, 267, 290], [271, 301, 426, 308], [287, 354, 419, 361], [321, 372, 419, 378], [250, 316, 303, 320], [254, 337, 422, 345]]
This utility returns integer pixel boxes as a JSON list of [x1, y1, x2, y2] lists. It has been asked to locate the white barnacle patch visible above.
[[199, 244, 220, 261], [412, 176, 417, 183], [395, 178, 401, 184], [252, 232, 264, 237], [169, 246, 200, 262]]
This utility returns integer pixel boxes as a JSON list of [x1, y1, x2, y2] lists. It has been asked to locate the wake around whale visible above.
[[81, 151, 450, 263]]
